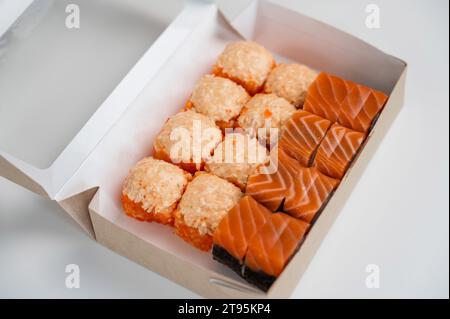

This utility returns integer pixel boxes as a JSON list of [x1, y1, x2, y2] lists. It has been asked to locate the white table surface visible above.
[[0, 0, 448, 298]]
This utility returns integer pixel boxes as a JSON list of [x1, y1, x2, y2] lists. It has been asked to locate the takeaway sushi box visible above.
[[0, 1, 407, 298]]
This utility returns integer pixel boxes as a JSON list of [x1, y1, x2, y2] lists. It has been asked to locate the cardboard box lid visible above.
[[0, 0, 186, 199]]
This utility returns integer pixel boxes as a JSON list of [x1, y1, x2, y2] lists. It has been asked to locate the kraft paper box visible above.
[[0, 0, 407, 298]]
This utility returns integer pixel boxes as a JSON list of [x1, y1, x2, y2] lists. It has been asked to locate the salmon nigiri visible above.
[[279, 109, 332, 166], [304, 72, 388, 133], [303, 72, 355, 123], [313, 124, 365, 179], [245, 149, 301, 211], [284, 166, 339, 222], [338, 83, 388, 133], [244, 213, 309, 291], [212, 196, 272, 274]]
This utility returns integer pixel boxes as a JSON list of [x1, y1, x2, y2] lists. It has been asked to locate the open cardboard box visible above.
[[0, 0, 407, 298]]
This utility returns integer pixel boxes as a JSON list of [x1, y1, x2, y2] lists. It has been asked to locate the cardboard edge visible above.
[[57, 187, 99, 239], [219, 0, 407, 94], [216, 0, 257, 39], [0, 154, 49, 198], [88, 191, 268, 299], [257, 0, 407, 67]]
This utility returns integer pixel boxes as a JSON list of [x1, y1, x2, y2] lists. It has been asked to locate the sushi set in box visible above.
[[0, 0, 407, 298]]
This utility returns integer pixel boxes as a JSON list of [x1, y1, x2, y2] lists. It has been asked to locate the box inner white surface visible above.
[[52, 1, 406, 285], [0, 0, 182, 169]]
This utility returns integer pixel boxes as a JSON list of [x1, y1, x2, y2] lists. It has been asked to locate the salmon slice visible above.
[[338, 84, 388, 133], [246, 149, 340, 223], [283, 167, 339, 222], [244, 213, 309, 290], [313, 123, 365, 179], [279, 109, 332, 166], [304, 72, 388, 133], [303, 72, 355, 123], [246, 149, 301, 211], [213, 196, 272, 267]]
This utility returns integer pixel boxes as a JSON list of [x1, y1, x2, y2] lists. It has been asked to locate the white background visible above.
[[0, 0, 448, 298]]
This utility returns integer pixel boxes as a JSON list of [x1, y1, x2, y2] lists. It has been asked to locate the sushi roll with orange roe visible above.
[[187, 75, 250, 130], [122, 157, 192, 226], [237, 93, 296, 141], [264, 63, 318, 108], [153, 110, 222, 174], [174, 172, 243, 251], [205, 132, 269, 190], [213, 41, 275, 95]]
